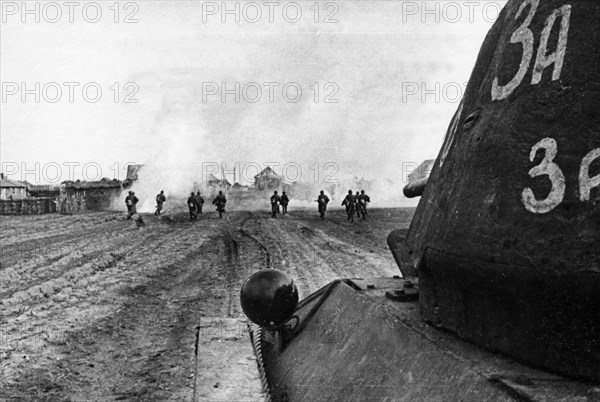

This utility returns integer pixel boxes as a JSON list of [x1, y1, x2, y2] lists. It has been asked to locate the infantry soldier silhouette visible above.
[[155, 190, 166, 216], [187, 192, 198, 221], [270, 191, 281, 218], [342, 190, 356, 222], [358, 189, 370, 219], [317, 190, 329, 220], [195, 191, 205, 214], [213, 191, 227, 219], [125, 191, 139, 220], [280, 191, 290, 215]]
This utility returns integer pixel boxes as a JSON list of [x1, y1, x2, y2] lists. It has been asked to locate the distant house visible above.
[[23, 181, 60, 198], [195, 174, 231, 197], [206, 174, 232, 190], [232, 182, 250, 192], [254, 167, 290, 192], [0, 173, 27, 200], [59, 178, 123, 213], [122, 164, 143, 189]]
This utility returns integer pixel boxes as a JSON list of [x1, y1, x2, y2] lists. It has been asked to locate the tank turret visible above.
[[391, 0, 599, 382]]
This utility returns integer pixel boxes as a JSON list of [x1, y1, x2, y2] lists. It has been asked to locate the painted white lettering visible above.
[[522, 137, 565, 213], [532, 5, 571, 85], [492, 0, 539, 101], [579, 148, 600, 202]]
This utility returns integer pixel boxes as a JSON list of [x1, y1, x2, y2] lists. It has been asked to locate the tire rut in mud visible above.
[[239, 217, 272, 269], [219, 218, 276, 318], [220, 230, 240, 318]]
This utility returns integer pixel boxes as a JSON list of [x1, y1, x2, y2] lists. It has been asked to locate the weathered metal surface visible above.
[[403, 160, 435, 198], [403, 177, 428, 198], [240, 269, 299, 328], [391, 0, 600, 382], [261, 279, 595, 401], [386, 229, 417, 277]]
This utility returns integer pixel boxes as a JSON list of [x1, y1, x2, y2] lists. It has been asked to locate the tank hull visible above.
[[258, 278, 596, 401]]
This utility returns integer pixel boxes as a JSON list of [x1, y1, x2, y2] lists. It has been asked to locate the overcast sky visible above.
[[1, 0, 507, 201]]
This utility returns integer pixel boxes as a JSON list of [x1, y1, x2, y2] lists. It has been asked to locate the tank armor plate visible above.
[[261, 278, 596, 401]]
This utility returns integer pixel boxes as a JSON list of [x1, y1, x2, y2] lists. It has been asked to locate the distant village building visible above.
[[0, 174, 57, 215], [232, 182, 251, 192], [253, 167, 291, 192], [23, 181, 60, 198], [0, 173, 27, 200], [59, 178, 123, 214], [202, 174, 232, 195]]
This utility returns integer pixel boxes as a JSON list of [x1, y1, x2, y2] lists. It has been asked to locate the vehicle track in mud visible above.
[[0, 208, 414, 401]]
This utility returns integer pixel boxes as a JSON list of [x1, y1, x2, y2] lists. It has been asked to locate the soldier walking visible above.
[[213, 191, 227, 219], [125, 191, 139, 220], [155, 190, 166, 216], [195, 191, 205, 214], [342, 190, 356, 222], [187, 192, 198, 221], [280, 191, 290, 215], [270, 191, 281, 218], [317, 190, 329, 220]]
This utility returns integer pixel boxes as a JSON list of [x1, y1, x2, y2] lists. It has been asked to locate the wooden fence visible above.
[[0, 198, 57, 215]]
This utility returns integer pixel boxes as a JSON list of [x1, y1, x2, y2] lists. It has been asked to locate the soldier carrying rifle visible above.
[[125, 191, 139, 220], [155, 190, 166, 216], [316, 190, 329, 220], [187, 192, 198, 221], [280, 191, 290, 215], [357, 189, 370, 219], [195, 191, 205, 214], [213, 191, 227, 219], [270, 191, 281, 218], [342, 190, 356, 222]]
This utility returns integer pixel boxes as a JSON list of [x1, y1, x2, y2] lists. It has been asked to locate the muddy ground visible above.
[[0, 207, 414, 401]]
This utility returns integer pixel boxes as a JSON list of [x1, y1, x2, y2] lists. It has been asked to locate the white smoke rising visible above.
[[3, 1, 499, 210]]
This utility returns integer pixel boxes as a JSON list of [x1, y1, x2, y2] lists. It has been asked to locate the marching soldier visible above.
[[342, 190, 356, 222], [317, 190, 329, 220], [270, 191, 281, 218], [125, 191, 139, 220], [187, 192, 198, 221], [280, 191, 290, 215], [155, 190, 166, 216], [213, 191, 227, 219], [195, 191, 205, 214]]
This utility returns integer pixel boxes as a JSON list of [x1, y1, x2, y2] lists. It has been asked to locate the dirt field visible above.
[[0, 207, 414, 401]]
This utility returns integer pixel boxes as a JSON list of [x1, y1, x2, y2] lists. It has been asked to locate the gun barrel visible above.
[[403, 177, 428, 198]]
